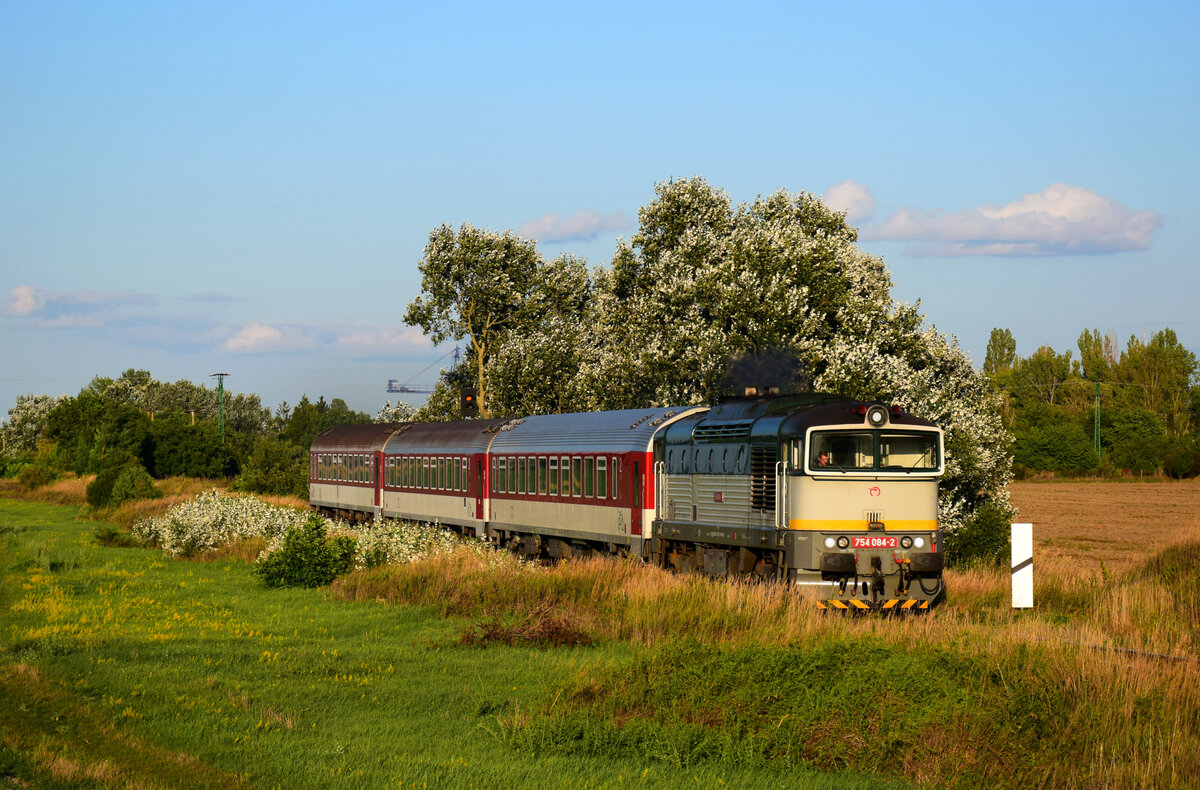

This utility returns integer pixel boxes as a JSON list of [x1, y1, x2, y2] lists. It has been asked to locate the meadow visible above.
[[2, 478, 1199, 789]]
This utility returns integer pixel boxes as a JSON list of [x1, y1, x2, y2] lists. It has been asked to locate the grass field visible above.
[[2, 478, 1199, 788]]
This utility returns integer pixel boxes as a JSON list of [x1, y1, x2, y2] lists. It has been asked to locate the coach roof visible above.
[[383, 418, 509, 455], [311, 423, 411, 454], [488, 407, 707, 454]]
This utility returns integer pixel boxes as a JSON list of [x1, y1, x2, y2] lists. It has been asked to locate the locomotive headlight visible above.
[[900, 536, 913, 549], [866, 405, 888, 426], [913, 537, 926, 549], [823, 537, 836, 549], [836, 536, 850, 549]]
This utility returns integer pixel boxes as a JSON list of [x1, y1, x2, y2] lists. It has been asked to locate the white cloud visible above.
[[4, 285, 153, 317], [866, 184, 1163, 257], [334, 326, 430, 357], [823, 179, 877, 223], [222, 323, 317, 353], [517, 209, 632, 243], [6, 285, 46, 316]]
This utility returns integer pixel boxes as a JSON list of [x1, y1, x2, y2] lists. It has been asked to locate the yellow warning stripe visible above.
[[818, 598, 934, 611], [790, 519, 938, 531]]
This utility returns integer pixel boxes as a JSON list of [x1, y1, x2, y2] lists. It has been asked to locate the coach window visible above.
[[497, 457, 507, 493], [572, 457, 583, 497], [548, 457, 559, 495], [506, 456, 516, 493], [516, 457, 526, 494], [612, 457, 619, 499], [584, 457, 595, 497], [558, 456, 569, 497], [537, 457, 547, 495], [597, 458, 608, 498]]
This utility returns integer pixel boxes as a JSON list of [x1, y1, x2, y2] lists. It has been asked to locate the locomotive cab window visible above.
[[811, 432, 873, 470], [880, 433, 939, 470], [808, 430, 942, 474]]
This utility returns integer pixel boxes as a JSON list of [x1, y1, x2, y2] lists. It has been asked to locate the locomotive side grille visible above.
[[692, 421, 754, 441], [750, 446, 777, 512]]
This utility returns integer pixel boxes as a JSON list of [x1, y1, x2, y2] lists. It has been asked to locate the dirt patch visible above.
[[1010, 478, 1200, 574]]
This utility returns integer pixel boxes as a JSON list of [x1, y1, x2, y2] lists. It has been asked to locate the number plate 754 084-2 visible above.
[[852, 536, 897, 549]]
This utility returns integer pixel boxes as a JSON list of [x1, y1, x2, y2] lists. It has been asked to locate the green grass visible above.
[[0, 497, 897, 789]]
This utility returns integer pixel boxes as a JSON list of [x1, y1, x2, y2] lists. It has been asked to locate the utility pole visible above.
[[210, 373, 230, 445]]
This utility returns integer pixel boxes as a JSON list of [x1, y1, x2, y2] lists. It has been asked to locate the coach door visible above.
[[630, 458, 643, 536], [475, 457, 485, 520]]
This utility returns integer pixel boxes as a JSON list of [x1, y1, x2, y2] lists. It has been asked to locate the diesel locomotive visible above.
[[309, 393, 946, 609]]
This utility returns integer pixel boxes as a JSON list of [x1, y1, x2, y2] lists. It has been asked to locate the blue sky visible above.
[[3, 0, 1197, 416]]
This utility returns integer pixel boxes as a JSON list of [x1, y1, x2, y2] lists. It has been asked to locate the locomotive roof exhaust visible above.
[[721, 347, 811, 401]]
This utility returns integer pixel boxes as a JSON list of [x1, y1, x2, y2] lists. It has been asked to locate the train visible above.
[[309, 393, 946, 610]]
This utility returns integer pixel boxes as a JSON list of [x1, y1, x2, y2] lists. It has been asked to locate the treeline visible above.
[[0, 369, 373, 502], [985, 328, 1200, 477]]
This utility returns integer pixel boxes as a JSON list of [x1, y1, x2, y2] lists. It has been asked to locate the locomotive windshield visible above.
[[805, 430, 940, 473]]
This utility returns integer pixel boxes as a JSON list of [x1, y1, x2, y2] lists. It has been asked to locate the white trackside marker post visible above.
[[1011, 522, 1033, 609]]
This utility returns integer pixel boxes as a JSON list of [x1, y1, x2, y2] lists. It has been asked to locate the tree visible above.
[[481, 254, 595, 417], [1117, 329, 1198, 437], [105, 368, 270, 433], [984, 328, 1017, 380], [1, 393, 62, 459], [1077, 329, 1117, 382], [45, 382, 151, 474], [1013, 345, 1073, 406], [403, 224, 547, 418], [280, 396, 370, 448], [575, 178, 895, 409], [1105, 408, 1168, 472]]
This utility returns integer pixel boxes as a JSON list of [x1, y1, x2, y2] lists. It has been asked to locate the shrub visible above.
[[111, 463, 163, 506], [133, 489, 326, 556], [93, 523, 141, 548], [233, 435, 308, 497], [1163, 446, 1200, 479], [944, 499, 1012, 568], [18, 462, 57, 490], [87, 461, 161, 508], [254, 515, 357, 588]]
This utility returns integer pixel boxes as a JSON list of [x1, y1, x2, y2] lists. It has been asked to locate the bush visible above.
[[253, 515, 357, 588], [944, 499, 1012, 568], [234, 435, 308, 497], [1012, 420, 1097, 472], [1163, 446, 1200, 479], [110, 463, 163, 506], [93, 523, 141, 548], [18, 463, 57, 490], [87, 461, 162, 508]]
